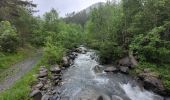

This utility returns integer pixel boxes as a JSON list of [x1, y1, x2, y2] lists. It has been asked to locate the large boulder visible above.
[[118, 56, 132, 67], [104, 66, 118, 73], [138, 69, 165, 95]]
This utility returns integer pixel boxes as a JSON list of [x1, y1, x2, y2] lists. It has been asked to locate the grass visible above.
[[0, 59, 44, 100], [0, 46, 36, 81], [0, 47, 35, 70]]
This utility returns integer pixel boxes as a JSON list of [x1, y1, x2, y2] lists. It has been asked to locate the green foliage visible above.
[[99, 41, 124, 63], [43, 36, 66, 65], [130, 27, 170, 64], [0, 21, 19, 52], [84, 2, 124, 63], [0, 59, 42, 100]]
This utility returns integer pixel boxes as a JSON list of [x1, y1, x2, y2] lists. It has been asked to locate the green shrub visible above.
[[130, 27, 170, 64], [99, 41, 124, 64], [0, 21, 19, 52], [43, 37, 66, 65]]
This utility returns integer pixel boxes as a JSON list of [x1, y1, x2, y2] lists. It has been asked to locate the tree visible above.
[[0, 21, 19, 52]]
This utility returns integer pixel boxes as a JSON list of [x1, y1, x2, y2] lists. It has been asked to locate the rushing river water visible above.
[[53, 47, 163, 100]]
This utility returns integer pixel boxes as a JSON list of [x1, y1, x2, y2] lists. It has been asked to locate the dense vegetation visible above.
[[0, 0, 170, 99], [84, 0, 170, 91]]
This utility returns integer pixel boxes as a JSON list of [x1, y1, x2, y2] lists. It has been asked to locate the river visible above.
[[52, 47, 163, 100]]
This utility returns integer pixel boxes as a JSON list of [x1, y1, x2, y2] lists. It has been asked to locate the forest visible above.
[[0, 0, 170, 100]]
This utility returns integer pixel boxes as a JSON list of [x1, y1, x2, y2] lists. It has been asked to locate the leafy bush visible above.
[[99, 41, 124, 64], [43, 36, 66, 65], [0, 21, 19, 52], [130, 27, 170, 64]]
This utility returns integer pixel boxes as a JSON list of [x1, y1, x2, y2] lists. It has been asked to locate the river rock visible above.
[[34, 82, 44, 90], [38, 77, 48, 82], [118, 56, 132, 67], [30, 89, 42, 100], [62, 56, 70, 67], [38, 72, 48, 78], [50, 65, 61, 74], [41, 94, 50, 100], [111, 95, 123, 100], [51, 75, 60, 80], [139, 70, 165, 95], [104, 66, 118, 73], [119, 66, 129, 74], [93, 65, 103, 73]]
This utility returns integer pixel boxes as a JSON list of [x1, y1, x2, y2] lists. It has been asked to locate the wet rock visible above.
[[50, 65, 61, 74], [93, 65, 103, 73], [51, 75, 60, 80], [72, 52, 78, 57], [104, 66, 118, 73], [41, 94, 50, 100], [43, 84, 50, 90], [74, 47, 87, 54], [38, 77, 48, 82], [75, 47, 82, 53], [119, 66, 129, 74], [38, 72, 48, 78], [111, 95, 123, 100], [54, 80, 60, 85], [69, 54, 76, 60], [143, 76, 165, 94], [118, 56, 132, 67], [138, 70, 165, 95], [30, 89, 42, 100], [34, 82, 43, 90], [62, 56, 70, 67]]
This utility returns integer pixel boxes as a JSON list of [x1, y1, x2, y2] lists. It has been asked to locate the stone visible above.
[[143, 76, 165, 94], [104, 66, 118, 73], [118, 56, 132, 67], [30, 89, 42, 100], [51, 75, 60, 80], [119, 66, 129, 74], [111, 95, 123, 100], [93, 65, 103, 73], [38, 72, 48, 78], [34, 82, 43, 90], [50, 65, 61, 74], [41, 94, 50, 100], [138, 70, 165, 95], [62, 57, 70, 67], [38, 77, 48, 81]]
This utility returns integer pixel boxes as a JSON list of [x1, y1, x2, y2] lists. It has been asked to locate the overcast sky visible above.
[[33, 0, 107, 17]]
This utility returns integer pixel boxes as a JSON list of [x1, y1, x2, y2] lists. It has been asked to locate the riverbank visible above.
[[29, 46, 168, 100], [0, 53, 43, 100]]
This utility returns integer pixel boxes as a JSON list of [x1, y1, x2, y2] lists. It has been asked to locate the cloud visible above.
[[33, 0, 106, 17]]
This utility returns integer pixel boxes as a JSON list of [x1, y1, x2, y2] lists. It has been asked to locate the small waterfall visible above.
[[120, 83, 163, 100]]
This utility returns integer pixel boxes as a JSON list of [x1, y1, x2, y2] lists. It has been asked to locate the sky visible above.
[[32, 0, 107, 17]]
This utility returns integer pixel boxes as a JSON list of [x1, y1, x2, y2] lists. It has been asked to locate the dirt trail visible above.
[[0, 51, 42, 92]]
